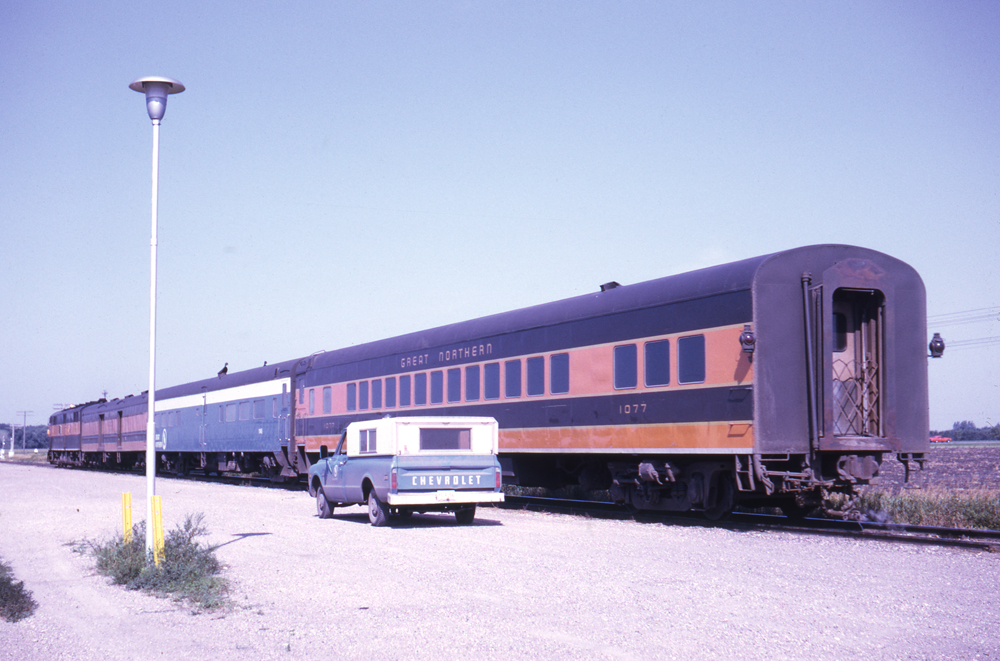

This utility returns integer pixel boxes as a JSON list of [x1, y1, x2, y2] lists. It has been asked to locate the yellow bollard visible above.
[[122, 493, 133, 544], [151, 495, 165, 567]]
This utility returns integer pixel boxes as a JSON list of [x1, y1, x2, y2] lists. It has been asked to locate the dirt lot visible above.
[[871, 443, 1000, 493], [2, 461, 1000, 661]]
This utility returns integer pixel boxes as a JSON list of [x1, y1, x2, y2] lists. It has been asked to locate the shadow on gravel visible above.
[[213, 532, 274, 550], [321, 512, 504, 528]]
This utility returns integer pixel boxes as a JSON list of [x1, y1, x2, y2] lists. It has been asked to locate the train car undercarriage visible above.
[[504, 449, 926, 520]]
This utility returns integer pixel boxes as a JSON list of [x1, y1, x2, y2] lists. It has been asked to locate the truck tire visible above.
[[454, 505, 476, 525], [368, 490, 389, 527], [316, 487, 334, 519]]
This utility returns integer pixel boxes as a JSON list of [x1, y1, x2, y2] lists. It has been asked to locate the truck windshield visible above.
[[419, 428, 471, 451]]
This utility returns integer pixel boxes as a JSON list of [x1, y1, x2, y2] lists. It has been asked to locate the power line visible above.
[[928, 306, 1000, 328], [941, 336, 1000, 351]]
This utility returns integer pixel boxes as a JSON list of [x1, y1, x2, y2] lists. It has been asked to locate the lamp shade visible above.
[[129, 76, 185, 122]]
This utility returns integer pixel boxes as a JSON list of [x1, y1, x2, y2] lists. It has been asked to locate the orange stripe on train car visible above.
[[500, 422, 754, 453]]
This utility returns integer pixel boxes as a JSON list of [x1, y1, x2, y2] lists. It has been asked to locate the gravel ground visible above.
[[1, 461, 999, 661]]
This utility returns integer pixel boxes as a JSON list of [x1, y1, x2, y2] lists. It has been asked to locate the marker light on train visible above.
[[739, 324, 756, 358], [929, 333, 945, 358]]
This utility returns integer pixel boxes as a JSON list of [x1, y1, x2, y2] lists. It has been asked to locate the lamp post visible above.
[[129, 76, 185, 558]]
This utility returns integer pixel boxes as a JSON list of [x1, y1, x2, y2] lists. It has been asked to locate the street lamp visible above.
[[129, 76, 184, 558]]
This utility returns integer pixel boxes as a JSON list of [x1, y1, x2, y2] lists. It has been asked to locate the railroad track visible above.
[[30, 462, 1000, 551], [503, 495, 1000, 552]]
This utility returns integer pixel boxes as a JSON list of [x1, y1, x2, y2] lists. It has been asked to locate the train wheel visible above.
[[454, 506, 477, 525], [368, 491, 389, 527], [316, 488, 334, 519], [704, 474, 735, 521]]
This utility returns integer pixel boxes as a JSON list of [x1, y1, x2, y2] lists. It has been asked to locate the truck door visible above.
[[322, 433, 349, 503]]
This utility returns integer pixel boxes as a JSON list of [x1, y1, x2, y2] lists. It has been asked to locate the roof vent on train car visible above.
[[600, 281, 621, 292]]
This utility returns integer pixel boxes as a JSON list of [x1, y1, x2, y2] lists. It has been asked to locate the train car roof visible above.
[[55, 243, 917, 408], [155, 357, 303, 400], [309, 243, 913, 370]]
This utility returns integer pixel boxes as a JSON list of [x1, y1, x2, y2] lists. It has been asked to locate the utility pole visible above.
[[15, 411, 33, 453]]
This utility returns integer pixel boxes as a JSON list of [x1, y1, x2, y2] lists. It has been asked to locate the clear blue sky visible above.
[[2, 1, 997, 432]]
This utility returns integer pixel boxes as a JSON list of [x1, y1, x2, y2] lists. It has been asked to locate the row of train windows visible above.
[[301, 335, 706, 415], [614, 335, 706, 389], [155, 396, 286, 427]]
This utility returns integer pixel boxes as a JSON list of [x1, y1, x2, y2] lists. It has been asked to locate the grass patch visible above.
[[0, 560, 38, 622], [852, 489, 1000, 530], [78, 512, 230, 612]]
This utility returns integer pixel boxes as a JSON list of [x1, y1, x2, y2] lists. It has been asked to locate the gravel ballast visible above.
[[1, 461, 998, 660]]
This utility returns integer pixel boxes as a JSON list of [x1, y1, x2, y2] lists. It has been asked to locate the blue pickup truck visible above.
[[308, 416, 505, 526]]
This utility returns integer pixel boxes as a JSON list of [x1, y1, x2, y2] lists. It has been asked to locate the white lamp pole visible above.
[[129, 76, 185, 557]]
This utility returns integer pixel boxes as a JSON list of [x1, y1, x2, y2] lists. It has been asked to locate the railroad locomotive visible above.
[[49, 244, 931, 518]]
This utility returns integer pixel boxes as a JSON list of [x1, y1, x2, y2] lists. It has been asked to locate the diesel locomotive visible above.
[[49, 244, 932, 518]]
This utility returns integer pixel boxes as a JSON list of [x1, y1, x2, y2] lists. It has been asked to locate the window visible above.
[[322, 387, 331, 414], [359, 429, 376, 454], [415, 373, 427, 405], [645, 340, 670, 387], [527, 357, 545, 396], [226, 403, 237, 422], [299, 384, 305, 406], [400, 375, 412, 407], [419, 427, 471, 451], [431, 371, 443, 404], [447, 368, 461, 403], [834, 312, 849, 352], [614, 344, 638, 389], [372, 379, 382, 409], [253, 399, 265, 419], [308, 389, 315, 415], [465, 365, 480, 401], [505, 360, 521, 398], [550, 353, 569, 394], [359, 381, 369, 410], [678, 335, 706, 384], [347, 383, 357, 411], [385, 377, 396, 408], [272, 397, 278, 418], [240, 401, 252, 421], [484, 363, 500, 400]]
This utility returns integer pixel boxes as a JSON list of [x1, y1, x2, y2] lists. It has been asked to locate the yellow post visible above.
[[151, 495, 165, 567], [122, 492, 133, 544]]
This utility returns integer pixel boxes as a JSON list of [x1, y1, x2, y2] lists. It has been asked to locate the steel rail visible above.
[[504, 495, 1000, 552]]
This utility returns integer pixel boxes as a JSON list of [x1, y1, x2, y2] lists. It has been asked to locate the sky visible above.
[[1, 1, 998, 432]]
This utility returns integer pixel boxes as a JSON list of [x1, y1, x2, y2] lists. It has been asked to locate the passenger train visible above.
[[49, 244, 932, 518]]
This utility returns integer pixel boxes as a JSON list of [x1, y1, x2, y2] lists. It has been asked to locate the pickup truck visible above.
[[308, 416, 505, 526]]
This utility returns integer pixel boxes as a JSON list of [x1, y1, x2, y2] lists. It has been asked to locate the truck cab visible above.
[[308, 416, 505, 526]]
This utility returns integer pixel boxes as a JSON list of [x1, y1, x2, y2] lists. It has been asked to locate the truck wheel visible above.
[[316, 487, 334, 519], [368, 490, 389, 527], [454, 505, 476, 525]]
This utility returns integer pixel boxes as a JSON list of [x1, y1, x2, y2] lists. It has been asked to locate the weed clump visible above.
[[856, 489, 1000, 530], [0, 560, 38, 622], [84, 512, 230, 611]]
